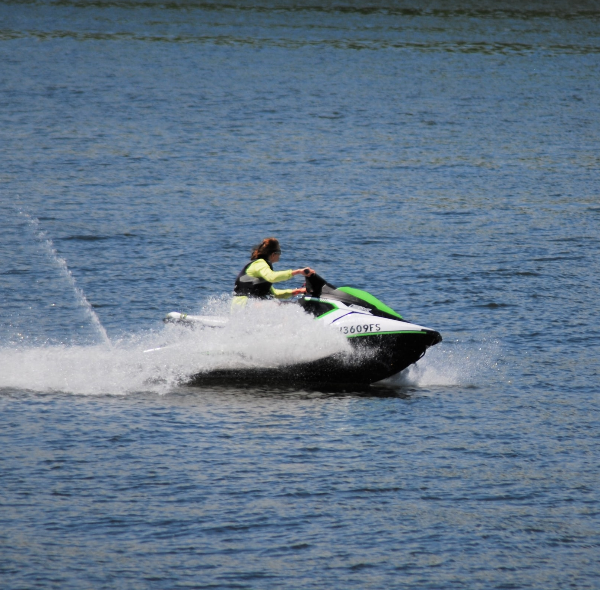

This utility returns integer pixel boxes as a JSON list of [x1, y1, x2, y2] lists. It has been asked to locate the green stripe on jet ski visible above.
[[338, 287, 403, 319], [302, 297, 341, 319], [346, 330, 427, 338]]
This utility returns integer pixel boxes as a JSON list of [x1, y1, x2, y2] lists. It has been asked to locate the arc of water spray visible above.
[[22, 212, 112, 346]]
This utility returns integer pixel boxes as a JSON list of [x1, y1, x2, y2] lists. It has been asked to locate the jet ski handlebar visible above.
[[304, 273, 337, 297]]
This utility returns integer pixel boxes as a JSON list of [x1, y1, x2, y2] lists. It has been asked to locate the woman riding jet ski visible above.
[[232, 237, 315, 306], [164, 238, 442, 387]]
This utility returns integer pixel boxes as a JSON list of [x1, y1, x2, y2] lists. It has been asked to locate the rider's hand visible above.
[[293, 267, 315, 277], [292, 288, 307, 296]]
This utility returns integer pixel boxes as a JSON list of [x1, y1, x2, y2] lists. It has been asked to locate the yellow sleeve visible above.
[[271, 286, 295, 299], [246, 259, 293, 284]]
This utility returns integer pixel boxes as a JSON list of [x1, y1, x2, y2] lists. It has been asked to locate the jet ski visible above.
[[164, 273, 441, 388]]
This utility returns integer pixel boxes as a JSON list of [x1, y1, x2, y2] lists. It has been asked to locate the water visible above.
[[1, 1, 599, 588]]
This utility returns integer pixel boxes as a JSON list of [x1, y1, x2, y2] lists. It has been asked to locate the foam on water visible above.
[[384, 339, 503, 389], [0, 300, 352, 396], [0, 286, 501, 395]]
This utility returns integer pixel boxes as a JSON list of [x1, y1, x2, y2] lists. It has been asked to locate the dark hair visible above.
[[251, 237, 281, 261]]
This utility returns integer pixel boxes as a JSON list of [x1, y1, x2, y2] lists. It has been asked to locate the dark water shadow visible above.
[[179, 381, 412, 400]]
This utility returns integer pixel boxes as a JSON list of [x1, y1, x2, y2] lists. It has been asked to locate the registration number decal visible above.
[[339, 324, 381, 335]]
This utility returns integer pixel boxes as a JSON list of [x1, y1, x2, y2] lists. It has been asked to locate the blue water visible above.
[[1, 2, 599, 588]]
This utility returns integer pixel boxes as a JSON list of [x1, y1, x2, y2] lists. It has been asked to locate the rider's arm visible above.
[[246, 259, 293, 283], [271, 286, 295, 299]]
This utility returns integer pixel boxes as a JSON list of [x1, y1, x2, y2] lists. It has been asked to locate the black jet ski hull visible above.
[[187, 330, 442, 388]]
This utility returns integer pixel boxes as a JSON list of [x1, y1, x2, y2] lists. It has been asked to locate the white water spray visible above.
[[21, 212, 111, 346], [383, 338, 503, 389], [0, 300, 352, 396], [0, 282, 500, 396]]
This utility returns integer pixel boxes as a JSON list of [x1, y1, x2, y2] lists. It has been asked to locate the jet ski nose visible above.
[[426, 330, 443, 347]]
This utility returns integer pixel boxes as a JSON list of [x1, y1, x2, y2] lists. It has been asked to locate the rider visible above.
[[233, 237, 315, 305]]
